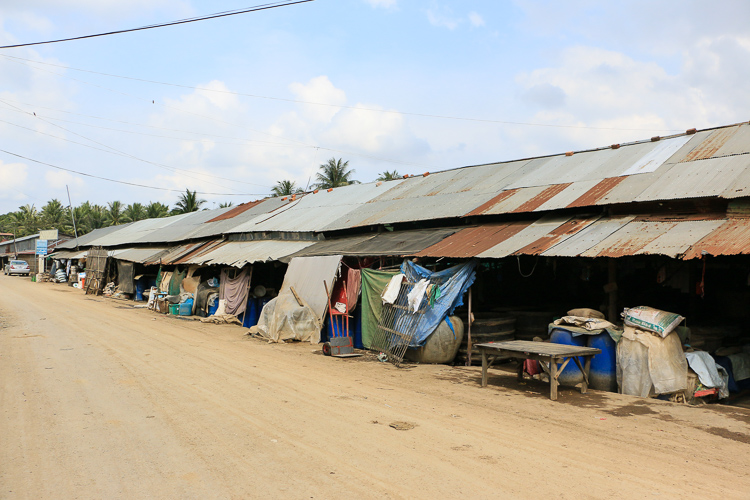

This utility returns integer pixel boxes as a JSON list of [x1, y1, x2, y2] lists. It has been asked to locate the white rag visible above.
[[685, 351, 729, 399], [407, 279, 430, 313], [382, 274, 404, 304]]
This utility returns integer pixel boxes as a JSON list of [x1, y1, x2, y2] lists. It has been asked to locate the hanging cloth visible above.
[[345, 268, 361, 312], [220, 266, 252, 316]]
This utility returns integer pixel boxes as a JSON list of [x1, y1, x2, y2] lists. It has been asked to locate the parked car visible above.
[[4, 260, 31, 276]]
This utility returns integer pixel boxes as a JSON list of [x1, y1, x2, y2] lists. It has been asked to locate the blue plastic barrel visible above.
[[243, 298, 259, 328], [135, 279, 146, 301], [587, 332, 618, 392], [208, 299, 219, 316], [549, 327, 586, 386]]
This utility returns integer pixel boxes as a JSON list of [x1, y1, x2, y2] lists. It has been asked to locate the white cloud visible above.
[[0, 160, 28, 196], [288, 76, 347, 123], [426, 6, 460, 30], [468, 11, 485, 27], [365, 0, 397, 9]]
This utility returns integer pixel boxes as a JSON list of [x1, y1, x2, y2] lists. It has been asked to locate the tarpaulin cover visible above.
[[400, 259, 477, 346], [220, 266, 252, 316], [361, 268, 398, 349], [169, 268, 187, 296], [117, 260, 135, 294]]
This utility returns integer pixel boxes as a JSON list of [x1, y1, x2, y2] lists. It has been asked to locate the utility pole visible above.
[[66, 185, 79, 250]]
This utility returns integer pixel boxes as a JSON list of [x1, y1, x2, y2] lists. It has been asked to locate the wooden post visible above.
[[549, 356, 558, 401], [582, 356, 592, 394], [607, 259, 617, 323], [481, 348, 488, 387], [466, 286, 473, 366]]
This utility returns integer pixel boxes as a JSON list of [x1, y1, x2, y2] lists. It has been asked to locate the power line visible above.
[[0, 53, 684, 133], [0, 149, 266, 196], [0, 99, 266, 192], [0, 1, 314, 49]]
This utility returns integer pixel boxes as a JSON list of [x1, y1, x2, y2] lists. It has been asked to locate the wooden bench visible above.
[[476, 340, 601, 401]]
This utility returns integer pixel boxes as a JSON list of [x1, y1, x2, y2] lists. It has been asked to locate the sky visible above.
[[0, 0, 749, 213]]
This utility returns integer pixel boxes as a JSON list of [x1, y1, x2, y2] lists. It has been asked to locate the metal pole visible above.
[[66, 185, 79, 249], [466, 286, 473, 366]]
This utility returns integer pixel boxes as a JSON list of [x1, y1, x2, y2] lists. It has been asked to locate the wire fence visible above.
[[371, 279, 428, 367]]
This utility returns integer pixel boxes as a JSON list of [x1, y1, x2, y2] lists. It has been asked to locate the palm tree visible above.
[[122, 203, 146, 223], [106, 201, 124, 225], [376, 170, 401, 181], [271, 180, 303, 197], [314, 157, 358, 189], [89, 204, 109, 230], [11, 204, 39, 237], [146, 201, 170, 219], [40, 199, 70, 233], [219, 202, 234, 208], [172, 189, 206, 214]]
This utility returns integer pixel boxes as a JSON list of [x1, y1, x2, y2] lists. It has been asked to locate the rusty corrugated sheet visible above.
[[680, 127, 739, 162], [682, 219, 750, 259], [416, 222, 530, 258], [172, 240, 226, 265], [464, 189, 519, 217], [567, 177, 626, 208], [581, 221, 678, 257], [206, 200, 264, 222], [514, 216, 600, 255], [511, 183, 572, 213]]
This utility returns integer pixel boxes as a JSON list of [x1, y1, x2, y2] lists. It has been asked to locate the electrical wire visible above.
[[0, 98, 265, 193], [0, 53, 683, 133], [0, 149, 266, 196], [0, 1, 314, 49]]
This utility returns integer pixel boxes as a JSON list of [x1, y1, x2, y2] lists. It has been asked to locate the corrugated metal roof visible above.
[[288, 227, 458, 259], [540, 216, 636, 257], [181, 240, 316, 267], [682, 219, 750, 259], [49, 249, 87, 260], [416, 222, 530, 258], [109, 247, 171, 264], [635, 220, 726, 257], [478, 215, 574, 258]]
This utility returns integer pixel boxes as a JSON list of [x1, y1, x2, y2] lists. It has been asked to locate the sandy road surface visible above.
[[1, 277, 749, 499]]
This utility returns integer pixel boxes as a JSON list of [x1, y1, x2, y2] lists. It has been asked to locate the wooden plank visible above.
[[475, 340, 600, 357]]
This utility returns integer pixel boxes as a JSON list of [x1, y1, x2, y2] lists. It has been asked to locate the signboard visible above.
[[39, 229, 58, 241], [36, 239, 48, 256]]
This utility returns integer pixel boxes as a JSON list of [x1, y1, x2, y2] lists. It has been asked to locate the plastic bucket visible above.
[[549, 327, 586, 386]]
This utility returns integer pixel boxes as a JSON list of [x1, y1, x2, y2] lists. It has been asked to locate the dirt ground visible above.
[[1, 277, 749, 499]]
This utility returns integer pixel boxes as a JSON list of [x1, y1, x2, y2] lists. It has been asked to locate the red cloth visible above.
[[524, 359, 540, 376]]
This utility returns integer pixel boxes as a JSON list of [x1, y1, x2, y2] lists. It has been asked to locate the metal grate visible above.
[[371, 279, 428, 367]]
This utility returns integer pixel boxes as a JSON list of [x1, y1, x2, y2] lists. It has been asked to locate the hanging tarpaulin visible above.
[[361, 268, 398, 349], [400, 259, 477, 346], [255, 255, 343, 343]]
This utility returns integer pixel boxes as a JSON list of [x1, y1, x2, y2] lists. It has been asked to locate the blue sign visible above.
[[36, 239, 48, 256]]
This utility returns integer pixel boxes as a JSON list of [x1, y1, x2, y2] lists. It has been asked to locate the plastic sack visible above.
[[622, 306, 684, 338], [617, 326, 687, 396], [254, 294, 323, 344]]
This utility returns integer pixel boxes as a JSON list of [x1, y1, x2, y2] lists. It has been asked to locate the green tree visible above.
[[11, 204, 39, 237], [172, 189, 206, 214], [122, 203, 146, 223], [218, 202, 234, 208], [314, 157, 358, 189], [146, 201, 170, 219], [376, 170, 401, 181], [271, 180, 302, 197], [106, 201, 124, 225], [40, 199, 71, 233]]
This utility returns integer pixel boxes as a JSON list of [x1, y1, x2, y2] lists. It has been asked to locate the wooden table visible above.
[[476, 340, 601, 401]]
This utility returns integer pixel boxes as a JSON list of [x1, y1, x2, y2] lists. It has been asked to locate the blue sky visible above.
[[1, 0, 749, 213]]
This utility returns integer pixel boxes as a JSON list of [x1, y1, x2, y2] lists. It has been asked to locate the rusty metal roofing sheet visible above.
[[416, 222, 530, 258], [620, 135, 692, 175], [580, 221, 678, 257], [540, 216, 636, 257], [681, 127, 740, 162], [478, 215, 573, 259], [712, 124, 750, 158], [682, 219, 750, 259], [533, 179, 600, 212], [636, 220, 726, 257], [634, 155, 749, 203], [288, 227, 457, 259], [481, 185, 550, 215], [181, 240, 316, 267], [514, 216, 601, 255], [512, 183, 572, 213]]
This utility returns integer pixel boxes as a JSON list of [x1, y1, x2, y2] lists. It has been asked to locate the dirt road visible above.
[[1, 277, 748, 499]]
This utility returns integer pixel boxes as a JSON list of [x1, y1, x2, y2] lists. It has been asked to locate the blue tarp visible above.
[[400, 259, 477, 346]]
